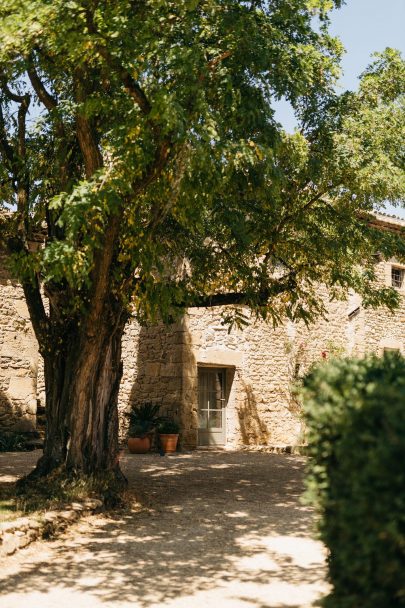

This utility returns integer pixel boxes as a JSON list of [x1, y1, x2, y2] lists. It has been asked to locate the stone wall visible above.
[[361, 259, 405, 355], [119, 302, 344, 450], [118, 320, 187, 439], [1, 241, 405, 448], [120, 256, 405, 449], [0, 247, 39, 433]]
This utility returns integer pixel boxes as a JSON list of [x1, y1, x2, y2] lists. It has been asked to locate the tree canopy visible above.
[[0, 0, 403, 330], [0, 0, 404, 475]]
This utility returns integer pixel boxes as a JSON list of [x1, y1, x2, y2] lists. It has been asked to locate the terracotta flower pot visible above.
[[159, 434, 179, 453], [128, 436, 151, 454]]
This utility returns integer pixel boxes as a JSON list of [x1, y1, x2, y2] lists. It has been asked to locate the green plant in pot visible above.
[[126, 403, 161, 454], [158, 417, 180, 454]]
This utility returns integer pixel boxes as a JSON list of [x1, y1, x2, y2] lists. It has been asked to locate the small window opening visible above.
[[391, 267, 405, 289]]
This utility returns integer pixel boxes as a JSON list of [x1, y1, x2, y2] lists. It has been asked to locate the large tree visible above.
[[0, 0, 404, 479]]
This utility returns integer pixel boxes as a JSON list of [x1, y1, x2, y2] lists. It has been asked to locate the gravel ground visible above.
[[0, 450, 329, 608]]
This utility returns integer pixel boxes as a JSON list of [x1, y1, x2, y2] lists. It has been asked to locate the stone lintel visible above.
[[196, 349, 243, 368]]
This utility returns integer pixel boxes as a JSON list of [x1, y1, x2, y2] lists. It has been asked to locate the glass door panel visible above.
[[198, 368, 226, 446]]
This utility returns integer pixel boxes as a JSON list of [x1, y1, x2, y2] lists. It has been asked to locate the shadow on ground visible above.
[[0, 451, 328, 608]]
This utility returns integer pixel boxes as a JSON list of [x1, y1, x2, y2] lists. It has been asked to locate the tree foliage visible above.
[[0, 0, 403, 330]]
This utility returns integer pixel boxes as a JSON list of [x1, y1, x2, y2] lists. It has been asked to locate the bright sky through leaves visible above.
[[274, 0, 405, 218]]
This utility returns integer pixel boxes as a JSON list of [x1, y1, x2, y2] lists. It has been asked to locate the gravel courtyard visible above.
[[0, 450, 328, 608]]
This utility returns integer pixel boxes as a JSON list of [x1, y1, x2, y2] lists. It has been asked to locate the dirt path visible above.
[[0, 451, 328, 608]]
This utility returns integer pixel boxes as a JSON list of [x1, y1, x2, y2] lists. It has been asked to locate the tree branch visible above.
[[74, 71, 103, 177], [0, 79, 31, 235], [189, 273, 297, 308], [198, 50, 232, 83], [84, 8, 152, 117], [27, 54, 73, 201], [22, 278, 50, 348], [120, 71, 152, 115], [0, 103, 17, 171], [0, 72, 26, 103], [16, 93, 30, 234], [277, 187, 331, 233], [132, 139, 171, 199], [207, 50, 232, 71], [27, 59, 58, 112]]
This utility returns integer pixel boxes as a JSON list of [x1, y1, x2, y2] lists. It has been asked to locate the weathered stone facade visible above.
[[1, 214, 405, 447], [0, 246, 39, 433], [118, 216, 405, 449]]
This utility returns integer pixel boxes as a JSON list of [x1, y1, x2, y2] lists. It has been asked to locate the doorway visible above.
[[198, 367, 227, 446]]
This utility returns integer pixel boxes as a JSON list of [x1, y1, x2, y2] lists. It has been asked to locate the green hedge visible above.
[[301, 353, 405, 608]]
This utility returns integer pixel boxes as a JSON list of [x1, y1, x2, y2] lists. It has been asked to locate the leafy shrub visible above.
[[301, 353, 405, 608], [16, 467, 124, 511], [126, 402, 161, 437], [0, 431, 29, 452], [128, 421, 151, 438], [158, 417, 180, 434]]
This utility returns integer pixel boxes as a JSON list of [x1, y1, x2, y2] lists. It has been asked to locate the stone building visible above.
[[1, 213, 405, 448]]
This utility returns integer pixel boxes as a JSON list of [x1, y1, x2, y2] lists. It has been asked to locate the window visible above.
[[391, 267, 405, 289]]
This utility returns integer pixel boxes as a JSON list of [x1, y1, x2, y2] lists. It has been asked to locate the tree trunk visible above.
[[32, 303, 127, 479]]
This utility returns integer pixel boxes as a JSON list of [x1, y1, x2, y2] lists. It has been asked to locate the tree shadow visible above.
[[237, 383, 270, 446], [0, 449, 41, 484], [124, 319, 198, 449], [0, 452, 328, 608], [0, 246, 39, 437]]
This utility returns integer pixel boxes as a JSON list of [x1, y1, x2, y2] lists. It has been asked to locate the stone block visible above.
[[59, 510, 78, 522], [44, 511, 59, 523], [196, 349, 243, 367], [1, 341, 25, 360], [13, 300, 30, 319], [160, 363, 180, 377], [26, 399, 38, 415], [7, 377, 34, 401], [145, 362, 161, 377], [11, 417, 36, 433], [1, 532, 19, 555], [82, 498, 103, 509]]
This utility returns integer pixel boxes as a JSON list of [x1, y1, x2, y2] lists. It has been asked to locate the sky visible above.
[[274, 0, 405, 218]]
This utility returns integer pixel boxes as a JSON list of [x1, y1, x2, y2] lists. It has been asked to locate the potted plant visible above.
[[126, 402, 161, 454], [158, 417, 180, 453], [127, 421, 152, 454]]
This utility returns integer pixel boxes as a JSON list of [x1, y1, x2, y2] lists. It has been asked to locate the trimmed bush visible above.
[[301, 353, 405, 608]]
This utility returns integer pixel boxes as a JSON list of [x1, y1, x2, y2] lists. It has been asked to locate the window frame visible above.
[[391, 266, 405, 290]]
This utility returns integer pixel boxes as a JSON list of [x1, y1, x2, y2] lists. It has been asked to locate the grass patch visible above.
[[0, 493, 24, 522], [16, 467, 126, 512], [0, 467, 127, 526]]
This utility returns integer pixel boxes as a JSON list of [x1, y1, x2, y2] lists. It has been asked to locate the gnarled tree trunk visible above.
[[32, 301, 127, 479]]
